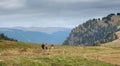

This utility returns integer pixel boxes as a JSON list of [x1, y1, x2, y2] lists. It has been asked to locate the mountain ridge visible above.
[[0, 27, 71, 44], [0, 27, 71, 34], [63, 13, 120, 46]]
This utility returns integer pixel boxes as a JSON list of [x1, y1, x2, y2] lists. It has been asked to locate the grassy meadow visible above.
[[0, 40, 120, 66]]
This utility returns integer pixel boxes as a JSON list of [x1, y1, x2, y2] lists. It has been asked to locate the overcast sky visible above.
[[0, 0, 120, 28]]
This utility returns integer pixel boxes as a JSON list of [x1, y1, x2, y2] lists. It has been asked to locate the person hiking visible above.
[[41, 44, 45, 49], [45, 43, 48, 50], [50, 44, 55, 49]]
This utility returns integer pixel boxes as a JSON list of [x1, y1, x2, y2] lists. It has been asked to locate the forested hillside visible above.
[[63, 13, 120, 46], [0, 33, 17, 41]]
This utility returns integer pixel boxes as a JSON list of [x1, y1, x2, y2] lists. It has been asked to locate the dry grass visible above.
[[0, 45, 120, 65], [0, 40, 120, 66]]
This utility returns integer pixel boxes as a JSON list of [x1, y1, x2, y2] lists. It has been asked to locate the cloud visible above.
[[0, 0, 26, 9], [49, 0, 99, 3], [0, 0, 120, 28]]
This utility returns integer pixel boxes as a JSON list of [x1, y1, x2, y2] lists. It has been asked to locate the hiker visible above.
[[45, 44, 48, 50], [50, 44, 55, 49], [41, 44, 45, 49]]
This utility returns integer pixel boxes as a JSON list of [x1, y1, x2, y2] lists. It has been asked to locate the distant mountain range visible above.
[[63, 13, 120, 46], [0, 27, 71, 44], [11, 27, 71, 34]]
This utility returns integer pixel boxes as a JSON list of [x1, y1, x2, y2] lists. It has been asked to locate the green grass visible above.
[[0, 40, 41, 49], [0, 40, 119, 66], [0, 56, 114, 66]]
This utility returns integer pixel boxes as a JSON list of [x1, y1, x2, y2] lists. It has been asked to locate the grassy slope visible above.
[[0, 40, 41, 49], [0, 40, 119, 66], [102, 39, 120, 47]]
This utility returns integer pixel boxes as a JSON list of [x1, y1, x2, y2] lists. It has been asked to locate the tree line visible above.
[[0, 33, 17, 41]]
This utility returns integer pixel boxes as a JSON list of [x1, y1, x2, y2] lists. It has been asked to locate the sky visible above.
[[0, 0, 120, 28]]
